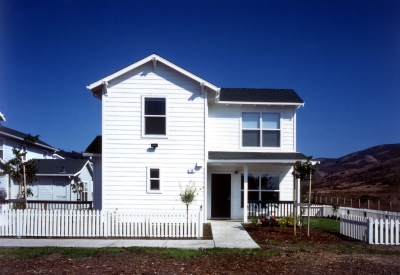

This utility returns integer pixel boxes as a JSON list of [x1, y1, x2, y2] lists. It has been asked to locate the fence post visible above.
[[368, 218, 373, 244]]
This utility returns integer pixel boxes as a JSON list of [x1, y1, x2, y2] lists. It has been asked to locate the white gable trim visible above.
[[0, 132, 57, 151], [87, 54, 219, 92]]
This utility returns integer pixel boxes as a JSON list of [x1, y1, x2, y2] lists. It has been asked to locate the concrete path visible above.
[[210, 220, 260, 249], [0, 221, 259, 249]]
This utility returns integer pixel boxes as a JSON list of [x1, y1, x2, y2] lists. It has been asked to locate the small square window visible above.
[[147, 167, 161, 193]]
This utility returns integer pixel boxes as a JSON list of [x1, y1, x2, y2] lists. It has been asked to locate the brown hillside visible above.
[[305, 144, 400, 206]]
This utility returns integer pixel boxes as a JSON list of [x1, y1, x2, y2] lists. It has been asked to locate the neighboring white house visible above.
[[31, 159, 93, 202], [84, 54, 307, 221], [0, 124, 58, 200], [0, 123, 93, 204]]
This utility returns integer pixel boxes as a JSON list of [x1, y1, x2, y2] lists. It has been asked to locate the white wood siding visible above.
[[208, 103, 296, 152], [78, 164, 93, 201], [207, 165, 293, 220], [102, 62, 205, 211]]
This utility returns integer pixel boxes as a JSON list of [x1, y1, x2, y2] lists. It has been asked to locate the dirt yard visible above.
[[1, 224, 400, 274]]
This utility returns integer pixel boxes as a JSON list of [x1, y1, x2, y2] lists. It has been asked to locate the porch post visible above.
[[243, 166, 248, 222]]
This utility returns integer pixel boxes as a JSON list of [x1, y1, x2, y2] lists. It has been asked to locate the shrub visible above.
[[250, 217, 258, 226], [278, 215, 294, 229]]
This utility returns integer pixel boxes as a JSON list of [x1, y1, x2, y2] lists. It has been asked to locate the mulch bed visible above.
[[1, 224, 400, 274]]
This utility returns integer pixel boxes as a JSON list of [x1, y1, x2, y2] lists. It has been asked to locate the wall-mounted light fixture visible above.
[[151, 143, 158, 149]]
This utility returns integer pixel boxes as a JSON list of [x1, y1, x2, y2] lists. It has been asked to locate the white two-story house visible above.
[[84, 54, 307, 222]]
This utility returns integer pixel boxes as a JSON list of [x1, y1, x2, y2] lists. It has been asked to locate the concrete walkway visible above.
[[0, 221, 259, 249], [210, 220, 259, 249]]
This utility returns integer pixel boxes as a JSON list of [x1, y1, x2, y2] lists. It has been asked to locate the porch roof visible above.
[[208, 151, 307, 164]]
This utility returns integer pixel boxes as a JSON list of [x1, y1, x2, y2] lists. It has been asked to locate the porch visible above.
[[207, 151, 307, 222]]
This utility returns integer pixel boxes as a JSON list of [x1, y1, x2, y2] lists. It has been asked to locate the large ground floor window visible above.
[[241, 173, 279, 207]]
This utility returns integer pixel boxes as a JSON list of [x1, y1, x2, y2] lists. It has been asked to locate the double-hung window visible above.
[[143, 97, 167, 136], [147, 167, 161, 193], [241, 173, 280, 207], [242, 112, 280, 147]]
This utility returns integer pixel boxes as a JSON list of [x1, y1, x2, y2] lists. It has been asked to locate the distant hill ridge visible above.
[[312, 144, 400, 201]]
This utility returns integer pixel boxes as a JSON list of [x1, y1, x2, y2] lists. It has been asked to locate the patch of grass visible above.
[[0, 247, 281, 259], [303, 217, 340, 232], [0, 247, 126, 259]]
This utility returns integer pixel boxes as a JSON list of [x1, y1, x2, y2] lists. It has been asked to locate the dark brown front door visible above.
[[211, 174, 231, 218]]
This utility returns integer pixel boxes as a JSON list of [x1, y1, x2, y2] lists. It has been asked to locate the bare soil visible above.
[[1, 225, 400, 274]]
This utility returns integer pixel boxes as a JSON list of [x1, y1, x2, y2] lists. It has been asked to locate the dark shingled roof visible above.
[[0, 125, 56, 149], [35, 159, 89, 175], [219, 88, 304, 103], [209, 151, 307, 161], [85, 136, 102, 154]]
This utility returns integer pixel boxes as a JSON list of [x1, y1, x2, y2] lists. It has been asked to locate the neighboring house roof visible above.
[[35, 159, 91, 176], [87, 53, 219, 97], [218, 88, 304, 105], [0, 125, 57, 151], [83, 136, 102, 156], [208, 151, 307, 163]]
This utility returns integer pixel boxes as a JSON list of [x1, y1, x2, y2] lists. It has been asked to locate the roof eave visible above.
[[0, 132, 57, 151], [87, 54, 219, 92], [216, 101, 305, 106], [208, 159, 307, 164]]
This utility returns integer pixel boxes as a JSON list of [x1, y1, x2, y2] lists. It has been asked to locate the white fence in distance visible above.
[[0, 209, 203, 238], [340, 214, 400, 245], [298, 204, 335, 217]]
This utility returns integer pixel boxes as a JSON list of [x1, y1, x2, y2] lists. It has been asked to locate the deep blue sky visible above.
[[0, 0, 399, 158]]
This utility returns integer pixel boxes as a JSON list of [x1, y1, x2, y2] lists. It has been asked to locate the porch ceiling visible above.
[[208, 151, 307, 165]]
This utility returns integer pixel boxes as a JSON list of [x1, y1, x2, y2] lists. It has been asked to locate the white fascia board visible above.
[[73, 160, 92, 176], [208, 159, 307, 164], [0, 132, 57, 151], [0, 112, 5, 122], [87, 54, 219, 92], [82, 153, 102, 157], [216, 101, 305, 107]]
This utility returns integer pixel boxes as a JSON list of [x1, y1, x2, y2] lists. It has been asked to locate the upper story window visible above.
[[0, 139, 4, 159], [143, 97, 167, 137], [242, 112, 280, 147]]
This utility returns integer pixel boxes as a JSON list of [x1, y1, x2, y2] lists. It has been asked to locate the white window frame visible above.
[[240, 173, 280, 208], [146, 167, 162, 194], [141, 95, 168, 138], [0, 138, 4, 160], [240, 112, 281, 148]]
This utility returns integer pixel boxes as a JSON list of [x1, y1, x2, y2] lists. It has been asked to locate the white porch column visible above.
[[243, 166, 248, 222]]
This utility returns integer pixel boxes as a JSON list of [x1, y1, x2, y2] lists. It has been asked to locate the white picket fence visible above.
[[340, 214, 400, 245], [0, 209, 203, 238], [340, 207, 400, 220]]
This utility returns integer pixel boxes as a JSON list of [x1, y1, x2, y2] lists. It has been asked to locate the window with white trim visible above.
[[241, 173, 279, 207], [0, 139, 4, 159], [143, 97, 166, 136], [242, 112, 280, 147], [81, 182, 88, 201], [147, 167, 161, 193]]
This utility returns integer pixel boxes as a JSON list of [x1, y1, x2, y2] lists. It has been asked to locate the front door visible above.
[[211, 174, 231, 218]]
